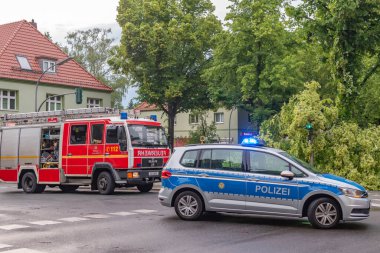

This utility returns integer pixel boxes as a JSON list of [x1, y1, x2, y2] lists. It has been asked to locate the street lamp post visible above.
[[34, 57, 72, 112]]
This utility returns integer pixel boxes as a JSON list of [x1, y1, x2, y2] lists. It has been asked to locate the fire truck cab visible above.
[[0, 107, 170, 194]]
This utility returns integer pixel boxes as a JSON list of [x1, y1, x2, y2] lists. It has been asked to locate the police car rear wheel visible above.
[[308, 197, 340, 229], [174, 191, 203, 221], [97, 171, 115, 195]]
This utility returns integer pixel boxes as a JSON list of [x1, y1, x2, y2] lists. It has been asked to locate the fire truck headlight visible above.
[[128, 172, 140, 178]]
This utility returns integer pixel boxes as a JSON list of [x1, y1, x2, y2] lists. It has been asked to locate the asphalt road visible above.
[[0, 183, 379, 253]]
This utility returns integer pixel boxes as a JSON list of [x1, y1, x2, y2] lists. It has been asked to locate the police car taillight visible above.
[[161, 170, 172, 179]]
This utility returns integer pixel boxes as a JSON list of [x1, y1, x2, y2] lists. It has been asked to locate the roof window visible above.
[[42, 60, 56, 73], [16, 56, 32, 70]]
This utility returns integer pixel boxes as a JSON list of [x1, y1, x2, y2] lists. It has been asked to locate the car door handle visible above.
[[104, 153, 110, 156], [247, 177, 259, 182], [67, 153, 72, 156], [197, 173, 209, 177]]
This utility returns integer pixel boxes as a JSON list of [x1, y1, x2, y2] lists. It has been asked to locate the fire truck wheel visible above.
[[59, 185, 79, 193], [137, 183, 153, 193], [97, 171, 115, 195], [21, 172, 46, 193]]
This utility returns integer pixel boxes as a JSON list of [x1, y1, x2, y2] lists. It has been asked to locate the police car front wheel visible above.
[[307, 197, 340, 229], [174, 191, 204, 221]]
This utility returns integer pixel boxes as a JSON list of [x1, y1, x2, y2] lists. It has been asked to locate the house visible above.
[[0, 20, 112, 114], [134, 102, 256, 145]]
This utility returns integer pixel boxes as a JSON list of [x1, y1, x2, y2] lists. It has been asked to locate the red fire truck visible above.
[[0, 107, 170, 194]]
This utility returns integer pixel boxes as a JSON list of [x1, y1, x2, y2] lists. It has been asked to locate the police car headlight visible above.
[[339, 187, 367, 198]]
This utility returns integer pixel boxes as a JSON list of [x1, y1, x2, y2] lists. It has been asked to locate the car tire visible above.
[[21, 172, 45, 193], [97, 171, 115, 195], [307, 197, 341, 229], [59, 185, 79, 193], [174, 191, 204, 221], [137, 183, 153, 193]]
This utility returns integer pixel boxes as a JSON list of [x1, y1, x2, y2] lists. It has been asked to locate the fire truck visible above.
[[0, 107, 170, 194]]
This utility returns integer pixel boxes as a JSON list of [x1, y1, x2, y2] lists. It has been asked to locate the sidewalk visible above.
[[369, 191, 380, 210]]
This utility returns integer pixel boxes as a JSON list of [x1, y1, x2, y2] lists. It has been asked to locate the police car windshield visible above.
[[279, 152, 320, 174], [128, 125, 168, 147]]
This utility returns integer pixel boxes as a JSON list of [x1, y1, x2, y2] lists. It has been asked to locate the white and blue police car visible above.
[[158, 138, 370, 229]]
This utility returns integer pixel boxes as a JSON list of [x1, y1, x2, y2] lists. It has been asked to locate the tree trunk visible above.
[[167, 104, 177, 151]]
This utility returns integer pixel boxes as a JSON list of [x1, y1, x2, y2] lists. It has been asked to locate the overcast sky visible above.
[[0, 0, 231, 105]]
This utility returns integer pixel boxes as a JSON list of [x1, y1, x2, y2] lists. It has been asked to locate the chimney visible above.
[[30, 19, 37, 29]]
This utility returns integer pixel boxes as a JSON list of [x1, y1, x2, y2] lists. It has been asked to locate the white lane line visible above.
[[0, 224, 30, 230], [109, 212, 136, 216], [371, 203, 380, 207], [28, 220, 62, 226], [132, 209, 157, 214], [0, 244, 12, 249], [0, 249, 47, 253], [58, 217, 90, 222], [83, 214, 110, 219]]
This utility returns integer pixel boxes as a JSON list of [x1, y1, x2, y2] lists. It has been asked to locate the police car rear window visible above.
[[180, 150, 198, 168]]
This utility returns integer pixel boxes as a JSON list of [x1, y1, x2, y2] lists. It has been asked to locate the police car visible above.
[[158, 138, 370, 229]]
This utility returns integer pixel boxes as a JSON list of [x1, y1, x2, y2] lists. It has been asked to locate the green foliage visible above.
[[111, 0, 222, 147], [188, 111, 218, 144], [203, 0, 304, 127], [287, 0, 380, 122], [261, 81, 380, 189], [64, 28, 129, 108]]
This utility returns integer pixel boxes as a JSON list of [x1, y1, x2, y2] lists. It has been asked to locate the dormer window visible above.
[[42, 60, 56, 73], [16, 56, 32, 70]]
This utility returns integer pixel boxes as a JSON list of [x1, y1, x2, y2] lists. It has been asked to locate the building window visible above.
[[189, 114, 199, 124], [214, 112, 224, 123], [16, 56, 32, 70], [0, 90, 17, 110], [87, 98, 102, 108], [42, 60, 56, 73], [46, 95, 63, 111]]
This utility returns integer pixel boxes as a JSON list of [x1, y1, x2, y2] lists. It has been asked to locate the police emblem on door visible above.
[[218, 182, 225, 189]]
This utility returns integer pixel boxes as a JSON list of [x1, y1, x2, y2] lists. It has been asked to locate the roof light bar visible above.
[[241, 137, 265, 146]]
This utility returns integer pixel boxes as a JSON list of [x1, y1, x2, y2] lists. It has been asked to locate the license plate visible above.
[[149, 172, 159, 176]]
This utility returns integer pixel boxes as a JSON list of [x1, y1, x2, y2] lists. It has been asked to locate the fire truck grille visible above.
[[142, 158, 163, 167]]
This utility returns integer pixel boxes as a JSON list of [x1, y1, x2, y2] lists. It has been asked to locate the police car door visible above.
[[195, 148, 246, 211], [245, 150, 299, 215]]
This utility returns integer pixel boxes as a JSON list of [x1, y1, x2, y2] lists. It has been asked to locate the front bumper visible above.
[[339, 195, 371, 221], [115, 169, 162, 185]]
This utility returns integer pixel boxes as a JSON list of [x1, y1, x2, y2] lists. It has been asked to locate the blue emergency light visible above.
[[120, 112, 128, 120], [241, 137, 265, 146]]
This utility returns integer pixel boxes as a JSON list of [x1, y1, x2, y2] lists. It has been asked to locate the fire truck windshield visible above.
[[128, 125, 168, 147]]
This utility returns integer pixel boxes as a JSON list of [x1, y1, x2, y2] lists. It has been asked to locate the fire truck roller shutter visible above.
[[0, 128, 20, 182], [19, 128, 40, 166], [90, 163, 121, 190], [0, 128, 20, 169]]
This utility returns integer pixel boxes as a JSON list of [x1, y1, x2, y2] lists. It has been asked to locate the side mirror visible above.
[[280, 170, 295, 180], [119, 139, 127, 151]]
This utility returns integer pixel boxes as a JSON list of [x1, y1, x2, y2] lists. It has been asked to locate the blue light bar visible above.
[[120, 112, 128, 120], [241, 137, 265, 146]]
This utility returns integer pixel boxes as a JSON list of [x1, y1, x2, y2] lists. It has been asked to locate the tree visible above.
[[203, 0, 303, 129], [188, 110, 219, 144], [64, 28, 128, 108], [261, 81, 380, 190], [287, 0, 380, 122], [111, 0, 222, 148]]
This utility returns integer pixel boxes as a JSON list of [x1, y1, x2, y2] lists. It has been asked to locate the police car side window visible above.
[[249, 151, 289, 176], [210, 149, 244, 172], [199, 149, 211, 169], [180, 150, 198, 168]]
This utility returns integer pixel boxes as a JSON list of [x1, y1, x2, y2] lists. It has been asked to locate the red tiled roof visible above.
[[0, 20, 112, 91], [134, 102, 159, 111]]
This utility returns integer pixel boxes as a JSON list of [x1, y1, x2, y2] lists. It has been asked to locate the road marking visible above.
[[0, 224, 30, 230], [58, 217, 89, 222], [83, 214, 110, 219], [132, 209, 157, 214], [0, 244, 12, 249], [109, 212, 136, 216], [28, 220, 62, 226], [0, 249, 46, 253], [371, 203, 380, 207]]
